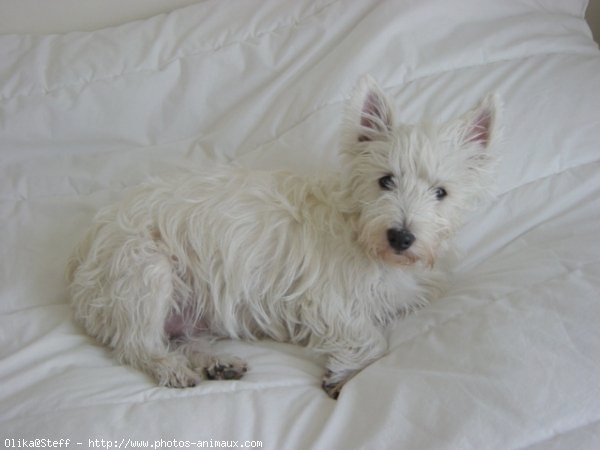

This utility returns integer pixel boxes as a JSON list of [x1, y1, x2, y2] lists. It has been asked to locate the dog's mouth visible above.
[[361, 225, 436, 267], [378, 241, 436, 268], [381, 248, 419, 266]]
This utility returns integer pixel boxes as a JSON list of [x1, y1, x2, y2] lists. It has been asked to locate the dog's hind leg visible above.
[[102, 239, 203, 388]]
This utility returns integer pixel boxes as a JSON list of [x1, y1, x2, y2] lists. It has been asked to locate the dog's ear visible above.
[[342, 75, 394, 147], [459, 94, 501, 149]]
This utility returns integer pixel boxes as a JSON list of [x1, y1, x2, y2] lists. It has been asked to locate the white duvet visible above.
[[1, 0, 600, 448]]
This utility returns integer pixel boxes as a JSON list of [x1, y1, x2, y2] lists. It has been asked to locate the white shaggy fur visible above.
[[66, 76, 500, 398]]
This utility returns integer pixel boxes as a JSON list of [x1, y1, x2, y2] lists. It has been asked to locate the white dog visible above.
[[67, 76, 499, 398]]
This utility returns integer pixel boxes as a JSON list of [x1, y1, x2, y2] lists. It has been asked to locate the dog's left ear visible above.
[[342, 75, 395, 148], [459, 94, 501, 149]]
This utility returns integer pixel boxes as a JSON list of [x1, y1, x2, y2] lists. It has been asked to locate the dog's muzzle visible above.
[[386, 228, 415, 253]]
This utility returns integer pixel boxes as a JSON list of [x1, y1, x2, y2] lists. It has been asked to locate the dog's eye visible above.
[[378, 175, 395, 191], [434, 187, 447, 200]]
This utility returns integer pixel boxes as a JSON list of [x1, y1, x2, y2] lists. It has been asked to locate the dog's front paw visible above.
[[321, 371, 348, 400], [204, 356, 248, 380], [322, 380, 344, 400]]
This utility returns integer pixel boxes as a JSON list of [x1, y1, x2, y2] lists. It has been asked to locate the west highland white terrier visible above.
[[67, 76, 499, 399]]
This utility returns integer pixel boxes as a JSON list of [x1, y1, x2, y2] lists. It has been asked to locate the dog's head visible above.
[[339, 75, 500, 267]]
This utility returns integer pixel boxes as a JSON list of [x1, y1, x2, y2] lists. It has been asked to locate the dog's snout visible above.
[[387, 228, 415, 252]]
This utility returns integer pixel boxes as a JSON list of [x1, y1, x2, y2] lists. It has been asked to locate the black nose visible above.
[[387, 228, 415, 252]]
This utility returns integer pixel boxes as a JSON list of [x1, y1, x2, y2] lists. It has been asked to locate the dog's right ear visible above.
[[341, 75, 394, 149]]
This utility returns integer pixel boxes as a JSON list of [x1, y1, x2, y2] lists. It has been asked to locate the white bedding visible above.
[[1, 0, 600, 448]]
